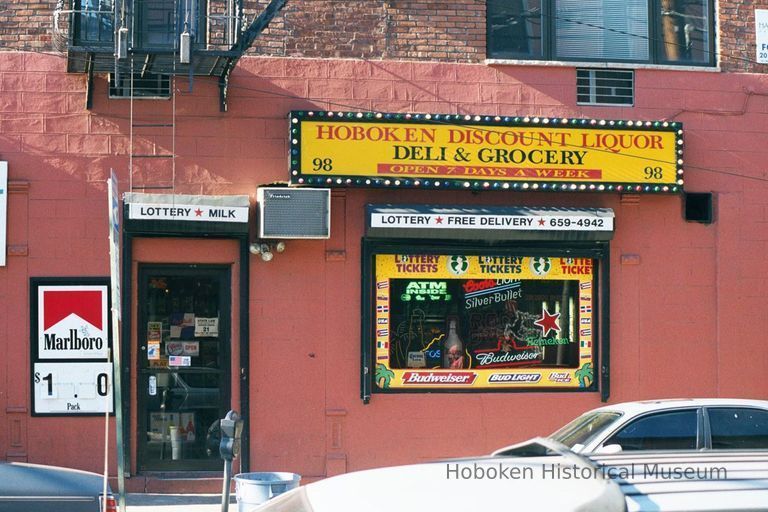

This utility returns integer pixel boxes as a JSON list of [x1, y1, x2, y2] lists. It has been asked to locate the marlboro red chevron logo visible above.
[[37, 285, 109, 360]]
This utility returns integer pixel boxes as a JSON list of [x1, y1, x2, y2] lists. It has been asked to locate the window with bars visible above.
[[109, 72, 171, 99], [487, 0, 715, 66], [73, 0, 114, 45], [576, 69, 634, 106]]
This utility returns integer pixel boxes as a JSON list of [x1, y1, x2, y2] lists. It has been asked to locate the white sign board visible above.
[[370, 212, 613, 231], [128, 202, 249, 223], [108, 170, 121, 320], [194, 317, 219, 337], [0, 162, 7, 267], [37, 284, 110, 360], [33, 362, 114, 414], [758, 10, 768, 63]]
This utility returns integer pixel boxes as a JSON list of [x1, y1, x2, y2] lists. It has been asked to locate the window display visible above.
[[370, 253, 598, 391]]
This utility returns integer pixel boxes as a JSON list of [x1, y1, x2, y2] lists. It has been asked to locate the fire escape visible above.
[[53, 0, 287, 193], [53, 0, 287, 111]]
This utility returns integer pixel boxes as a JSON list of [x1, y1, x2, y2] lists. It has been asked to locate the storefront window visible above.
[[368, 252, 599, 392]]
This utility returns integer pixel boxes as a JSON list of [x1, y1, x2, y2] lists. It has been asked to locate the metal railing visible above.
[[53, 0, 244, 53]]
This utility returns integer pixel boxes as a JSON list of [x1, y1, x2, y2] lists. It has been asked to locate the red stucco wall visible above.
[[1, 53, 767, 479]]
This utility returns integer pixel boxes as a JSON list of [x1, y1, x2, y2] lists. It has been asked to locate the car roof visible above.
[[0, 462, 105, 496], [585, 398, 768, 416]]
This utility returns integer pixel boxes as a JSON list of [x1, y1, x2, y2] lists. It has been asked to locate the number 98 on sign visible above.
[[33, 362, 114, 414]]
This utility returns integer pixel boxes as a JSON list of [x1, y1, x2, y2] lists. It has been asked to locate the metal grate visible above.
[[576, 69, 634, 106], [258, 188, 330, 239]]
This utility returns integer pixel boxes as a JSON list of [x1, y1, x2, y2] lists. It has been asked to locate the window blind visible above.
[[555, 0, 649, 61]]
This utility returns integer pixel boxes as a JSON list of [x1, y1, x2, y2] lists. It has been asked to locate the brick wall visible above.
[[6, 0, 768, 72], [246, 0, 485, 61], [0, 0, 53, 51], [719, 0, 768, 72]]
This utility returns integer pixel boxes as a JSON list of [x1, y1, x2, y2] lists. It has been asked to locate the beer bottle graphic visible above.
[[442, 317, 465, 369]]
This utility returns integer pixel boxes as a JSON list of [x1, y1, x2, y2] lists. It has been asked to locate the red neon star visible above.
[[435, 216, 443, 224], [194, 208, 203, 217], [538, 218, 546, 226], [533, 308, 561, 337]]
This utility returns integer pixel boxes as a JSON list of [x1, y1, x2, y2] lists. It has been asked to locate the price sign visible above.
[[33, 362, 114, 414]]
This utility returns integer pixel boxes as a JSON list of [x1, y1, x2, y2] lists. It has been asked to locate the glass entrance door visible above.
[[137, 265, 231, 471]]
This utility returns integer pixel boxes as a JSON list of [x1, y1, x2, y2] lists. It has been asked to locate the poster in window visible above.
[[372, 253, 596, 390], [147, 321, 163, 342]]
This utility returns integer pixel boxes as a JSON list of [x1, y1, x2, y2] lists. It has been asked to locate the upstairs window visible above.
[[74, 0, 114, 45], [140, 0, 178, 48], [109, 72, 171, 99], [487, 0, 715, 66]]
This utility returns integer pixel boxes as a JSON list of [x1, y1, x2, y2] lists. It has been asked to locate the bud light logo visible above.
[[488, 373, 541, 384]]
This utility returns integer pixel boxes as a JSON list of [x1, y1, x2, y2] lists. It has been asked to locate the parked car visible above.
[[252, 440, 626, 512], [0, 461, 116, 512], [493, 398, 768, 456], [251, 437, 768, 512]]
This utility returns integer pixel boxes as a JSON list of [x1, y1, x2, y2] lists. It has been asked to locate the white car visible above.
[[251, 400, 768, 512], [494, 398, 768, 455], [252, 437, 768, 512], [252, 442, 626, 512]]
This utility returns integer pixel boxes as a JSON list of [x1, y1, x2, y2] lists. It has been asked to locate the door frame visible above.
[[120, 232, 251, 474]]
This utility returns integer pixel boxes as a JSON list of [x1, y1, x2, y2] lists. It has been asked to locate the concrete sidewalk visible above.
[[125, 493, 237, 511]]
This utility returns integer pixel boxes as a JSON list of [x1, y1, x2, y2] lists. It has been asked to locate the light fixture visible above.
[[249, 241, 285, 262]]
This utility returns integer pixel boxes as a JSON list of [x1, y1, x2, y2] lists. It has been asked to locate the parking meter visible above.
[[219, 410, 244, 512], [219, 410, 244, 461]]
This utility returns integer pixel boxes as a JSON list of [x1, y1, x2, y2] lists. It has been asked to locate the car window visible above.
[[603, 409, 698, 451], [550, 411, 622, 448], [709, 408, 768, 449]]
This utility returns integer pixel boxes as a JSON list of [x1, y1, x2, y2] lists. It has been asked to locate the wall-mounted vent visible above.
[[577, 69, 634, 106], [684, 192, 714, 224], [257, 187, 331, 239], [109, 72, 171, 99]]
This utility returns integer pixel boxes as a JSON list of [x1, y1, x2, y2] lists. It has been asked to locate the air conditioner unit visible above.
[[257, 187, 331, 239]]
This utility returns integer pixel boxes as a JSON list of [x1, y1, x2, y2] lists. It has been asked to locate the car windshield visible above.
[[549, 411, 622, 448]]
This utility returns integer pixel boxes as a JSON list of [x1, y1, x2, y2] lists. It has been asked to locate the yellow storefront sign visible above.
[[290, 111, 683, 193]]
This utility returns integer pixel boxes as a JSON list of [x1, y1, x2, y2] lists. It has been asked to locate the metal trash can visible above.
[[234, 472, 301, 510]]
